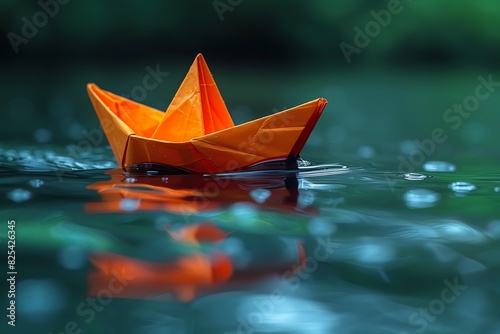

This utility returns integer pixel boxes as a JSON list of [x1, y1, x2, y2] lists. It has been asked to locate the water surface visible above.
[[2, 143, 499, 334]]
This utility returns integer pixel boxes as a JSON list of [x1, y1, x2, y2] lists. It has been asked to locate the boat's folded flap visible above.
[[190, 98, 327, 171]]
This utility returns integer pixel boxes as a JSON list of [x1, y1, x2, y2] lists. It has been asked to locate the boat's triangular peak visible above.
[[151, 54, 234, 142]]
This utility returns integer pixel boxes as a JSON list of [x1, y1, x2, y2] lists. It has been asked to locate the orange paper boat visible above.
[[87, 54, 327, 173]]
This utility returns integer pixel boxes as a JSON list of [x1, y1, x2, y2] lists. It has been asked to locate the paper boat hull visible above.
[[87, 84, 326, 173], [125, 99, 326, 173]]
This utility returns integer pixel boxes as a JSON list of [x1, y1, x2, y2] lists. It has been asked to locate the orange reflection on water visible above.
[[88, 222, 307, 302], [85, 168, 316, 215]]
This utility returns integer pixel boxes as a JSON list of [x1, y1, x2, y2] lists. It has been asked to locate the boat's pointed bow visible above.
[[288, 97, 327, 158]]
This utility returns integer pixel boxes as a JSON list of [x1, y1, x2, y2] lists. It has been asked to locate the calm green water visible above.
[[1, 143, 500, 334], [1, 70, 500, 333]]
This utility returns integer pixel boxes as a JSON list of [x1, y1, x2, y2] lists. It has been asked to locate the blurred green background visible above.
[[2, 2, 500, 333], [1, 0, 500, 161]]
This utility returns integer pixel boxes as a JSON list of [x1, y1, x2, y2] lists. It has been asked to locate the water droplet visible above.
[[7, 189, 32, 202], [403, 173, 429, 181], [162, 177, 169, 183], [29, 179, 44, 188], [423, 161, 456, 172], [249, 188, 271, 204], [124, 177, 137, 183], [307, 217, 337, 236], [404, 189, 440, 209], [449, 181, 476, 193], [494, 187, 500, 193], [119, 198, 140, 211], [33, 128, 52, 143], [358, 145, 375, 159]]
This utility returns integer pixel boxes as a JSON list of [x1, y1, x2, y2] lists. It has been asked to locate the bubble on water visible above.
[[423, 161, 456, 172], [146, 170, 158, 176], [119, 198, 141, 211], [249, 188, 271, 204], [17, 279, 66, 318], [58, 245, 87, 270], [404, 189, 440, 209], [494, 187, 500, 193], [358, 145, 375, 159], [162, 177, 169, 183], [403, 173, 429, 181], [29, 179, 44, 188], [308, 217, 337, 236], [124, 177, 137, 183], [33, 128, 53, 143], [7, 188, 32, 202], [449, 181, 476, 193]]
